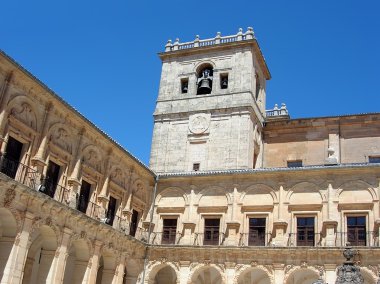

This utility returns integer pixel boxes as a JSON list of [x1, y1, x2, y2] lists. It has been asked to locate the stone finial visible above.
[[173, 38, 180, 51], [194, 35, 200, 47], [280, 103, 287, 110], [215, 32, 221, 44], [165, 39, 172, 52], [246, 27, 255, 39], [274, 104, 279, 110], [237, 28, 243, 41]]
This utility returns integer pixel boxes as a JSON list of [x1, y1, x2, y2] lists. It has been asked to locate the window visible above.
[[130, 209, 139, 237], [77, 180, 91, 213], [40, 161, 60, 198], [204, 218, 220, 245], [347, 216, 366, 246], [0, 136, 23, 179], [287, 160, 303, 168], [162, 219, 177, 244], [297, 217, 315, 246], [369, 156, 380, 163], [220, 74, 228, 89], [105, 196, 117, 226], [181, 78, 189, 94], [248, 218, 266, 246], [193, 163, 200, 171], [255, 73, 260, 100]]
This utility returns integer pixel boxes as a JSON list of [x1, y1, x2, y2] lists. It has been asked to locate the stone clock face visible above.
[[189, 114, 210, 134]]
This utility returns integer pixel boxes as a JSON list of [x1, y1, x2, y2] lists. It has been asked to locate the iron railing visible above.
[[0, 156, 38, 189], [239, 233, 272, 246], [336, 231, 378, 247], [288, 233, 322, 247], [150, 232, 183, 245], [194, 232, 226, 246]]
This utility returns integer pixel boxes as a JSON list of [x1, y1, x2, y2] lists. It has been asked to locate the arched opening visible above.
[[286, 269, 318, 284], [22, 225, 58, 284], [196, 64, 213, 95], [0, 208, 18, 282], [95, 251, 117, 284], [62, 239, 91, 284], [154, 265, 177, 284], [237, 268, 271, 284], [191, 266, 222, 284]]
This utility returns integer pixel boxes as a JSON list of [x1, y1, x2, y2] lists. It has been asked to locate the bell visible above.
[[197, 79, 211, 94]]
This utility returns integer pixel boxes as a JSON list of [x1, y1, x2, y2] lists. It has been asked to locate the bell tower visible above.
[[150, 28, 271, 173]]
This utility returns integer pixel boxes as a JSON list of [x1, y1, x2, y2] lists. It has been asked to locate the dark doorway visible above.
[[40, 161, 60, 198], [347, 216, 366, 246], [162, 219, 177, 244], [130, 209, 139, 237], [105, 196, 117, 226], [77, 180, 91, 213], [1, 136, 23, 179], [204, 218, 220, 245], [248, 218, 266, 246], [297, 217, 315, 246]]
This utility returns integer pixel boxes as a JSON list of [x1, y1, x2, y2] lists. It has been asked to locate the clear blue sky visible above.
[[1, 0, 379, 165]]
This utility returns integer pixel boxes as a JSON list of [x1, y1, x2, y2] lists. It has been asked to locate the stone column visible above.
[[273, 263, 285, 284], [113, 259, 126, 284], [178, 261, 191, 284], [31, 102, 53, 182], [0, 71, 13, 150], [324, 264, 337, 284], [1, 211, 34, 284], [52, 227, 73, 283], [225, 262, 236, 284], [67, 128, 85, 209], [87, 240, 103, 284]]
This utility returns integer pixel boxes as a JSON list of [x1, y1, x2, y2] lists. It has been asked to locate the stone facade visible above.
[[0, 28, 380, 284]]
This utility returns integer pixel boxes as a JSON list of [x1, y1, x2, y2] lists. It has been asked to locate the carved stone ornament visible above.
[[335, 247, 364, 284], [3, 188, 16, 207], [189, 113, 210, 134]]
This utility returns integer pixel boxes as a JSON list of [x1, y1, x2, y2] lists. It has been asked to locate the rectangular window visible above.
[[106, 196, 117, 226], [248, 218, 266, 246], [77, 180, 91, 213], [129, 209, 139, 237], [40, 161, 60, 198], [162, 219, 177, 245], [297, 217, 315, 246], [220, 74, 228, 89], [0, 136, 23, 179], [181, 78, 189, 94], [193, 163, 200, 171], [369, 156, 380, 163], [287, 160, 303, 168], [347, 216, 366, 246], [204, 218, 220, 245]]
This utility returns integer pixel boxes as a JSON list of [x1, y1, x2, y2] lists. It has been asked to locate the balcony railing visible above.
[[239, 233, 272, 246], [0, 156, 38, 189], [288, 233, 322, 247], [336, 231, 378, 247], [194, 232, 226, 246], [150, 232, 183, 245]]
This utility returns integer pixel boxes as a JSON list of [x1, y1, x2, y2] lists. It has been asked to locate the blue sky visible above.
[[1, 0, 379, 165]]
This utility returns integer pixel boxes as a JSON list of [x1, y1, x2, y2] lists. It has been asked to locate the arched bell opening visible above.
[[191, 266, 222, 284], [0, 208, 18, 281], [196, 64, 214, 95], [62, 239, 91, 284], [237, 268, 271, 284], [286, 269, 319, 284], [22, 225, 58, 284]]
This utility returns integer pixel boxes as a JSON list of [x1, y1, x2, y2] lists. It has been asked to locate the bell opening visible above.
[[197, 67, 213, 95]]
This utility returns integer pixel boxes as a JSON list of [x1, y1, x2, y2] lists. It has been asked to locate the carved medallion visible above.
[[189, 114, 210, 134]]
